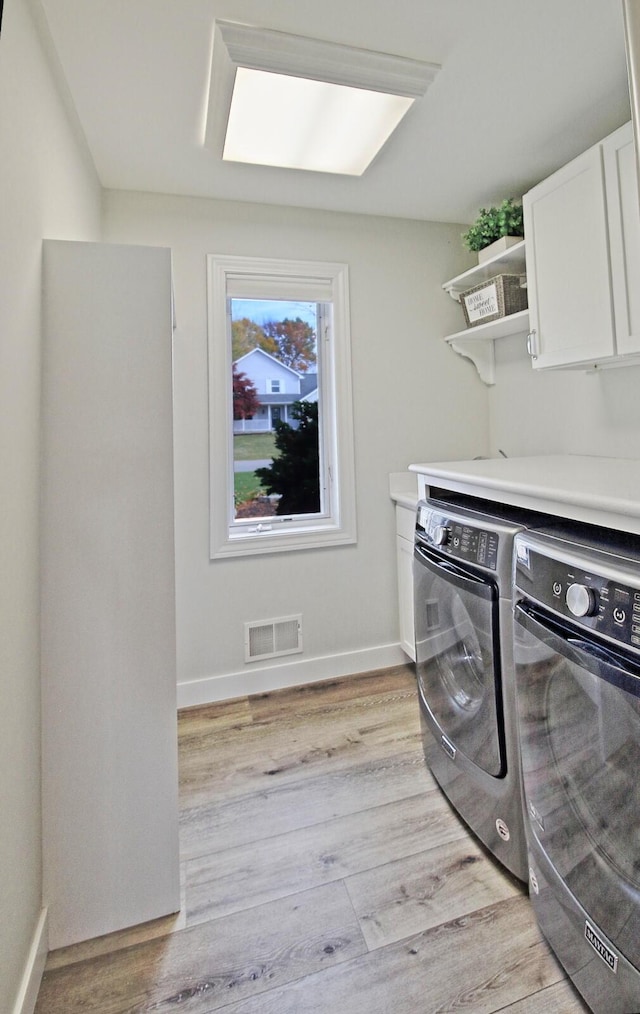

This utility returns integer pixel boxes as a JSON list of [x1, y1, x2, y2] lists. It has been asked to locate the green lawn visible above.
[[234, 470, 265, 503], [234, 432, 278, 461]]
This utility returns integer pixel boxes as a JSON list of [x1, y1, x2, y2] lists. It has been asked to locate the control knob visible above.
[[566, 583, 597, 618], [433, 525, 450, 546]]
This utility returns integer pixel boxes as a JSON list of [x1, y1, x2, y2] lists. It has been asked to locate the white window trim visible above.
[[207, 254, 357, 558]]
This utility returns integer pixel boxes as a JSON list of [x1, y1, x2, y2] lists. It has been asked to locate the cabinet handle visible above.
[[526, 329, 538, 359]]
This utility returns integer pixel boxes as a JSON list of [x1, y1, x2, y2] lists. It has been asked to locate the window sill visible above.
[[211, 521, 357, 559]]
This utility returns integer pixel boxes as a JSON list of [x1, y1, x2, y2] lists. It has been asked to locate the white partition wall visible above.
[[41, 240, 180, 949]]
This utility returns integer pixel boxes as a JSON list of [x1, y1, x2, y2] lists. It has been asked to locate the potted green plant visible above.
[[462, 198, 524, 263]]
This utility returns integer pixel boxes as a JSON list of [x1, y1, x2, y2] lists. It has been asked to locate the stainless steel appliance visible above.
[[413, 495, 531, 882], [514, 523, 640, 1013]]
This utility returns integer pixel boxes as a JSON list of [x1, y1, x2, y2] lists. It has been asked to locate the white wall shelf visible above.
[[445, 310, 529, 385], [443, 240, 527, 300], [442, 241, 529, 384]]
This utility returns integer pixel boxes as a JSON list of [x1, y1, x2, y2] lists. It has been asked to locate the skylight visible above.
[[205, 22, 440, 177]]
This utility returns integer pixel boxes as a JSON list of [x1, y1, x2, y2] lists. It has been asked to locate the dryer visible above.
[[514, 523, 640, 1012], [413, 494, 535, 883]]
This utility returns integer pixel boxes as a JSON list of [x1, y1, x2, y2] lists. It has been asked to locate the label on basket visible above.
[[464, 282, 499, 323]]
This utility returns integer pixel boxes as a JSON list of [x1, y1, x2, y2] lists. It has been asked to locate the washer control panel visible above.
[[517, 547, 640, 649], [417, 505, 499, 571]]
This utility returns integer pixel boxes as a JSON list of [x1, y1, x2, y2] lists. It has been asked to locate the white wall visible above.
[[104, 191, 488, 702], [0, 0, 101, 1008], [490, 333, 640, 458]]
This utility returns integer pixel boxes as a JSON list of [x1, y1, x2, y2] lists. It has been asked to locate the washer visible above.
[[514, 522, 640, 1013], [414, 494, 536, 883]]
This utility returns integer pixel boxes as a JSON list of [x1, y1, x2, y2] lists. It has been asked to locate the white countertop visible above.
[[408, 454, 640, 535], [389, 471, 419, 510]]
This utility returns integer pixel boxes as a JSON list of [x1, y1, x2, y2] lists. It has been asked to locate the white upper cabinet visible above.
[[604, 122, 640, 356], [524, 145, 615, 369], [524, 121, 640, 370]]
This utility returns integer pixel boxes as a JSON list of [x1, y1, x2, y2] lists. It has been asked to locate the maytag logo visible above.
[[585, 921, 618, 973], [441, 734, 456, 760]]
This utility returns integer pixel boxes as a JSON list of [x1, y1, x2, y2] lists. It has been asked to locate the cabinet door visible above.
[[603, 122, 640, 355], [524, 145, 615, 368], [397, 535, 416, 661], [41, 240, 180, 948], [395, 504, 416, 661]]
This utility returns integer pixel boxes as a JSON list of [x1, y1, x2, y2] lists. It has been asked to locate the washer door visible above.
[[414, 543, 503, 776], [515, 602, 640, 969]]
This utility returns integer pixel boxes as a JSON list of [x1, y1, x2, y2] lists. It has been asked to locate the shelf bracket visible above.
[[446, 337, 495, 385], [443, 284, 462, 302]]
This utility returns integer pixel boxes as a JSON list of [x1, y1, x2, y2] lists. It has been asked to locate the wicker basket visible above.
[[460, 273, 527, 328]]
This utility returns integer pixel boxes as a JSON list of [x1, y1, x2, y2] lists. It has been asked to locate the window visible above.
[[207, 255, 356, 558]]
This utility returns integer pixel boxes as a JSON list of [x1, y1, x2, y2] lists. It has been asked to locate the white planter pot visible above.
[[477, 235, 522, 264]]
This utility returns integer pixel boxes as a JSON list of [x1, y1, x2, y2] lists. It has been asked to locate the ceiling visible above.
[[35, 0, 632, 224]]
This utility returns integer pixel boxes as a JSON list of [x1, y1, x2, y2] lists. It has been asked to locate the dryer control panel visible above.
[[515, 542, 640, 650], [417, 504, 499, 571]]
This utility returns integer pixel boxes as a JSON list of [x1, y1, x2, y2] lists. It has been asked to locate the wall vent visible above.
[[244, 614, 303, 663]]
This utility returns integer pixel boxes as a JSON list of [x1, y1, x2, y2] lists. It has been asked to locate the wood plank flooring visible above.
[[35, 664, 589, 1013]]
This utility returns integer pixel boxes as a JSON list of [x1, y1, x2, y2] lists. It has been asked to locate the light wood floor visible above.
[[35, 665, 589, 1013]]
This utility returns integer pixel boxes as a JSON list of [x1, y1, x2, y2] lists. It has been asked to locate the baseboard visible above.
[[177, 642, 409, 708], [12, 908, 48, 1014]]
